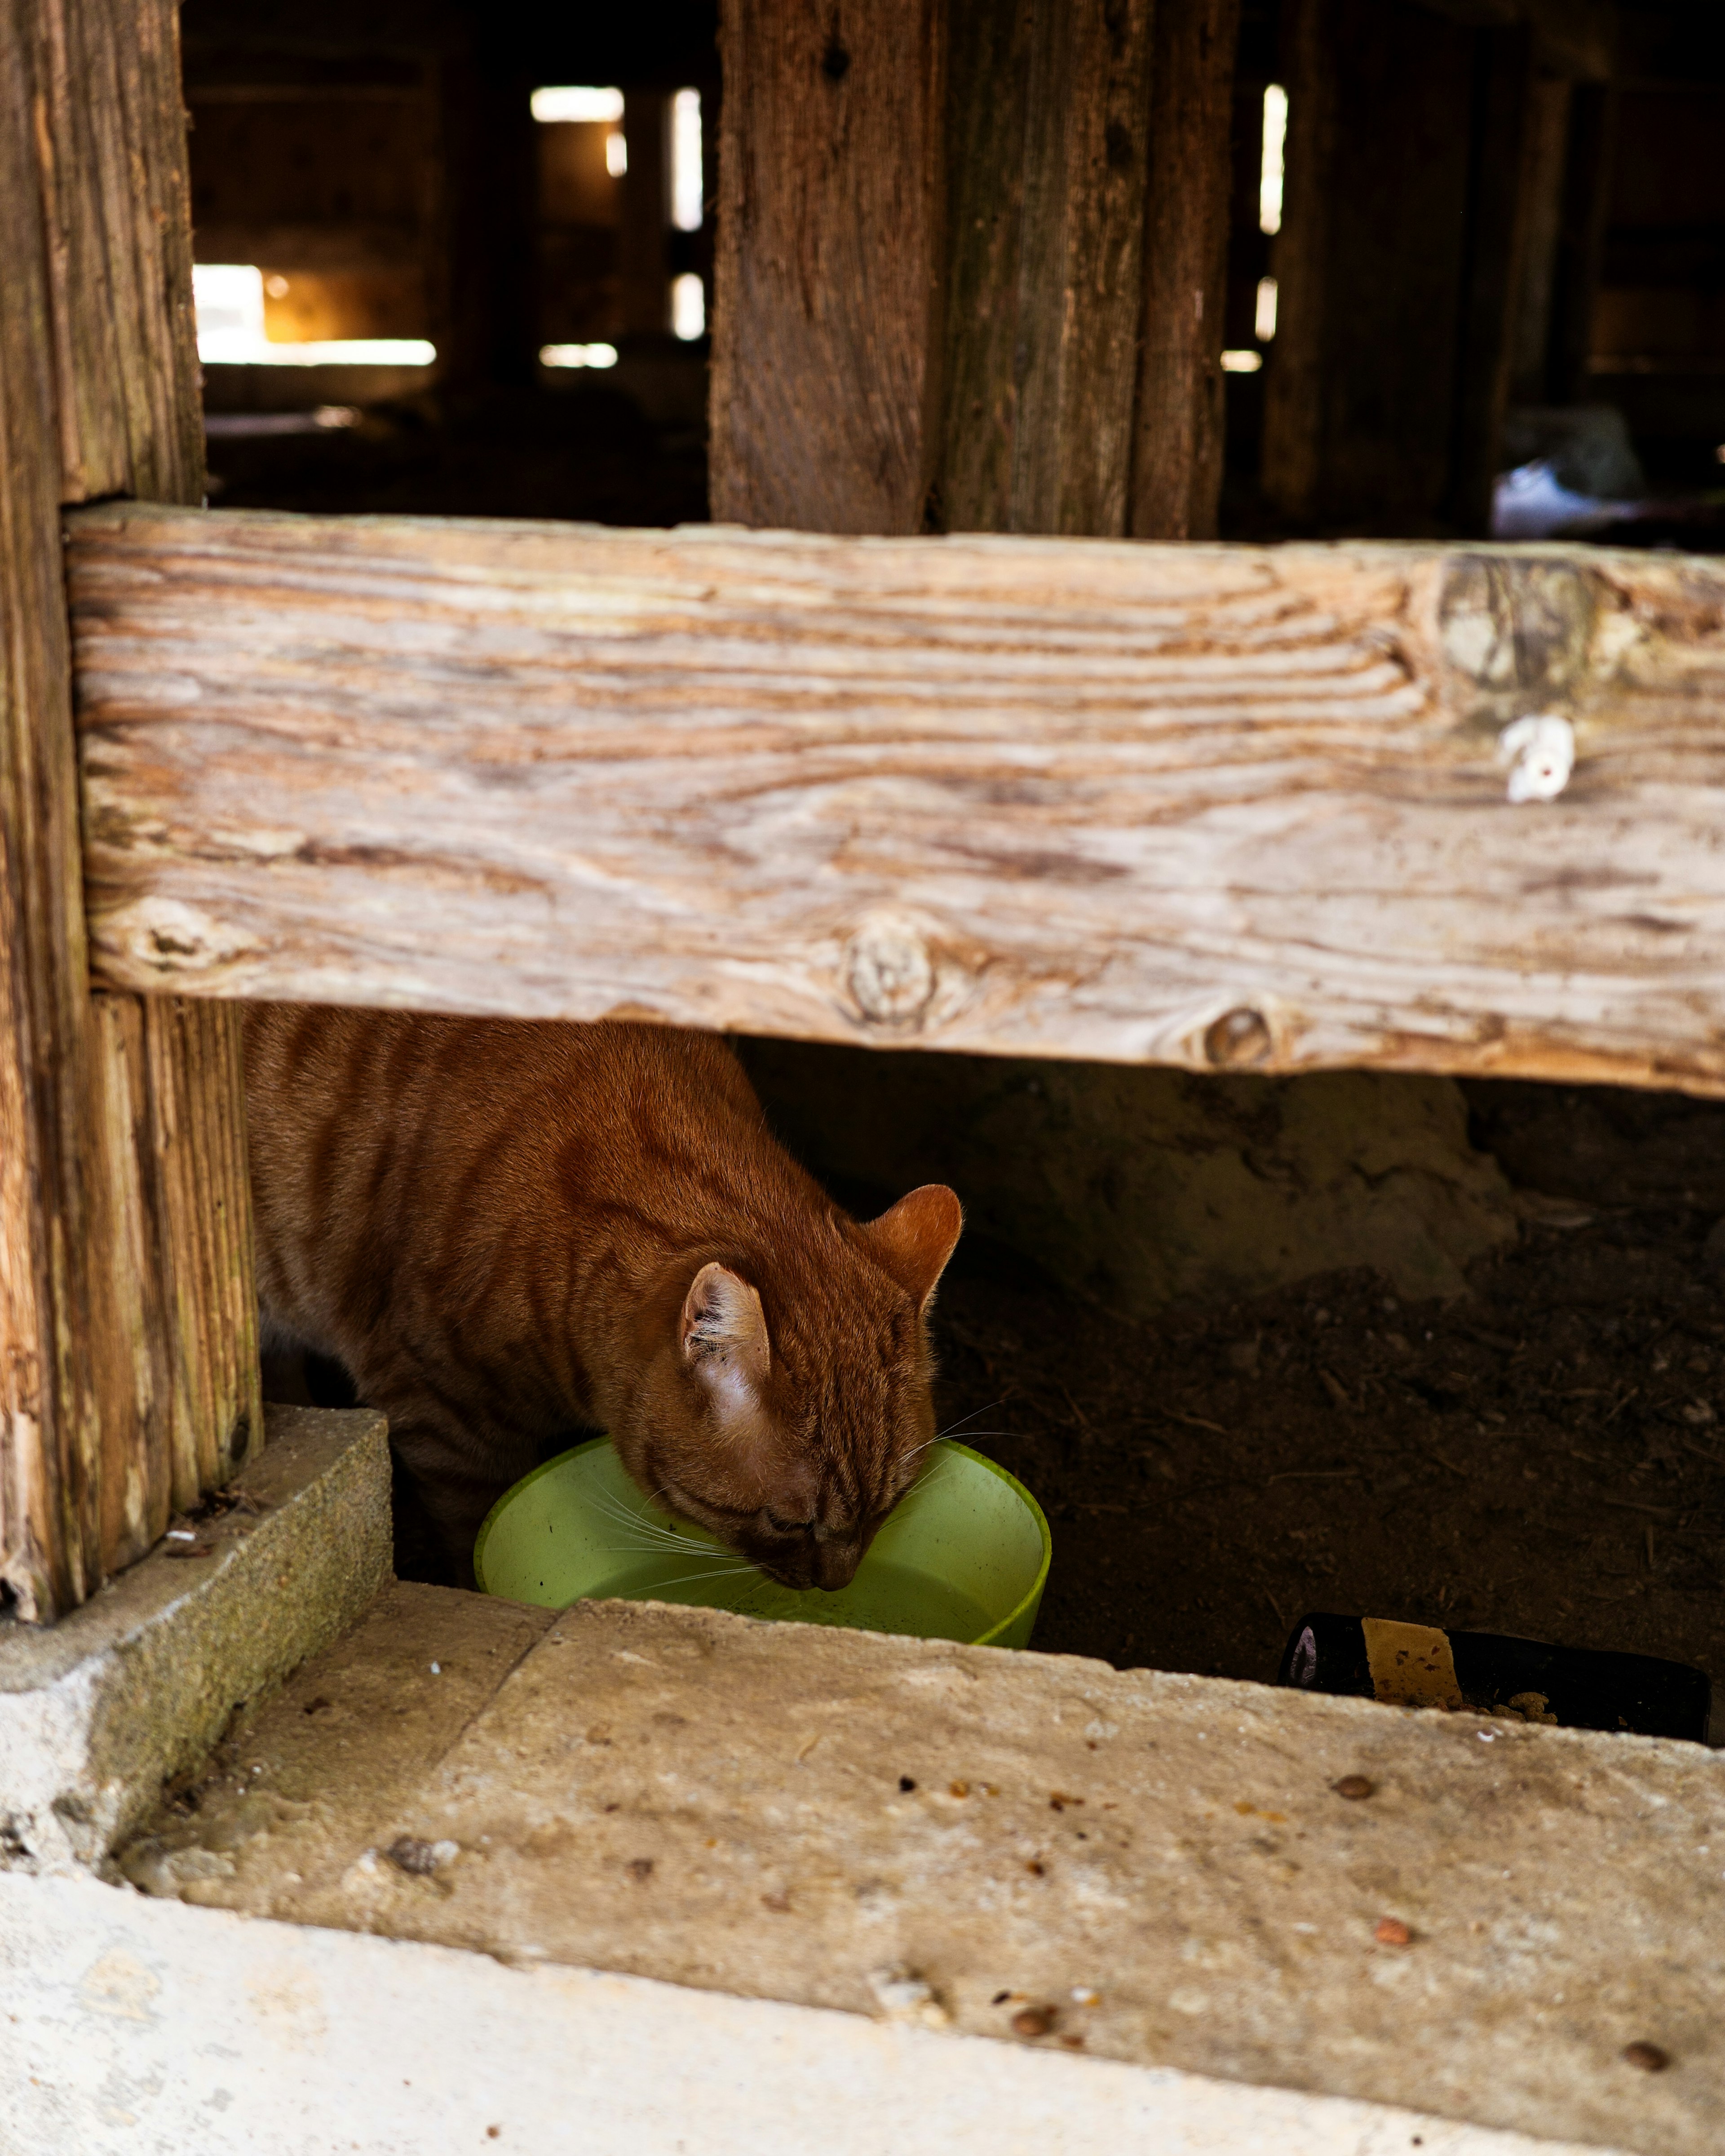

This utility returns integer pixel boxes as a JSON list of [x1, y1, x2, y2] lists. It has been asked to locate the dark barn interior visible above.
[[192, 0, 1725, 1708]]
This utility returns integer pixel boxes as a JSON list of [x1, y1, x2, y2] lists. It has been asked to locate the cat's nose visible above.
[[814, 1537, 862, 1591]]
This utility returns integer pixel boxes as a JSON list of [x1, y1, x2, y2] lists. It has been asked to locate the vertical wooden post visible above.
[[715, 0, 1239, 543], [0, 0, 260, 1620], [710, 0, 947, 534], [1130, 0, 1241, 540], [939, 0, 1157, 536]]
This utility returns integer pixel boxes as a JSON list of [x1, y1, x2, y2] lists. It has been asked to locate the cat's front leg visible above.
[[364, 1381, 540, 1590]]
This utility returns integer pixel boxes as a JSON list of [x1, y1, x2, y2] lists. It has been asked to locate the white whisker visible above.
[[646, 1563, 763, 1594], [902, 1458, 953, 1502], [598, 1542, 713, 1558], [935, 1399, 1003, 1440], [587, 1492, 697, 1549]]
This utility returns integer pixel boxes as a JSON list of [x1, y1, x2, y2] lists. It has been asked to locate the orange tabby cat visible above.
[[244, 1007, 962, 1586]]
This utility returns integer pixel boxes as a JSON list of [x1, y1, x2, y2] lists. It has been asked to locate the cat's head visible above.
[[616, 1185, 964, 1591]]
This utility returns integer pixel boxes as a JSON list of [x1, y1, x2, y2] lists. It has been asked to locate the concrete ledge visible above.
[[0, 1872, 1617, 2156], [119, 1587, 1725, 2155], [0, 1405, 389, 1871]]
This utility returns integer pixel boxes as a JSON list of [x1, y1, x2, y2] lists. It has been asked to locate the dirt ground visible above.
[[928, 1079, 1725, 1695]]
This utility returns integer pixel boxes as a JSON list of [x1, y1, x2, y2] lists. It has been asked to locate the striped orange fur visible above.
[[244, 1008, 962, 1585]]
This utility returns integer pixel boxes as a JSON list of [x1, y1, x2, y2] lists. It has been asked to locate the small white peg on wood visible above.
[[1497, 713, 1575, 804]]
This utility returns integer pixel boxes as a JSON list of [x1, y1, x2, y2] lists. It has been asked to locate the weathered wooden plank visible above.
[[1130, 0, 1240, 541], [66, 502, 1725, 1097], [939, 0, 1156, 536], [0, 15, 96, 1615], [0, 0, 258, 1620], [30, 0, 205, 504], [86, 991, 172, 1570], [709, 0, 946, 534]]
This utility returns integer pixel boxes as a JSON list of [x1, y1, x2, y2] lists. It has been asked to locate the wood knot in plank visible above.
[[845, 915, 936, 1028], [1438, 556, 1594, 726], [1203, 1007, 1273, 1069]]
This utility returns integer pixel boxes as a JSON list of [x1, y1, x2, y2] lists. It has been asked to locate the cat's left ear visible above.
[[681, 1262, 770, 1416], [864, 1185, 964, 1311]]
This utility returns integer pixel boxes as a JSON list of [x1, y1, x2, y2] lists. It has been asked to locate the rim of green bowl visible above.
[[472, 1435, 1051, 1649]]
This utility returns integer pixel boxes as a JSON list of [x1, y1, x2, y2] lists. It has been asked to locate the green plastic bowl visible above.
[[474, 1437, 1050, 1649]]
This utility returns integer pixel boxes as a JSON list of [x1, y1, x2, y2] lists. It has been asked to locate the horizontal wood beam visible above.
[[67, 503, 1725, 1094]]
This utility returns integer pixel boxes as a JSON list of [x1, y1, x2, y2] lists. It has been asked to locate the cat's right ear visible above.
[[864, 1184, 964, 1312], [680, 1262, 770, 1416]]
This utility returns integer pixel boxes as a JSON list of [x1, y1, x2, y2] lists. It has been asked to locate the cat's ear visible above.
[[863, 1185, 964, 1311], [680, 1262, 770, 1412]]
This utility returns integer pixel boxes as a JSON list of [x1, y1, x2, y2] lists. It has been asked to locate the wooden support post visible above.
[[710, 0, 947, 534], [714, 0, 1238, 543], [939, 0, 1157, 535], [0, 0, 259, 1620], [1130, 0, 1241, 540]]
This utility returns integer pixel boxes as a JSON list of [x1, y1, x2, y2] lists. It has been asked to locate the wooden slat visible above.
[[709, 0, 946, 534], [66, 502, 1725, 1097], [716, 0, 1237, 545], [31, 0, 205, 505], [0, 0, 258, 1621], [1129, 0, 1241, 541], [0, 4, 97, 1613], [940, 0, 1155, 535]]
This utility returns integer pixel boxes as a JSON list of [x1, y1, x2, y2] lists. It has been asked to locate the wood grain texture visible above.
[[708, 0, 946, 534], [1130, 0, 1240, 542], [0, 0, 257, 1620], [2, 0, 110, 1618], [87, 991, 171, 1572], [940, 0, 1156, 536], [66, 502, 1725, 1098], [28, 0, 204, 504], [142, 997, 261, 1511]]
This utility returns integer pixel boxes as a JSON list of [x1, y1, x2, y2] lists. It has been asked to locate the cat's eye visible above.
[[765, 1509, 812, 1535]]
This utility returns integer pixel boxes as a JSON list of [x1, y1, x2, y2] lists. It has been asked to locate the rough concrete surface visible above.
[[121, 1586, 1722, 2155], [0, 1872, 1614, 2156], [0, 1406, 389, 1871], [739, 1041, 1516, 1314]]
